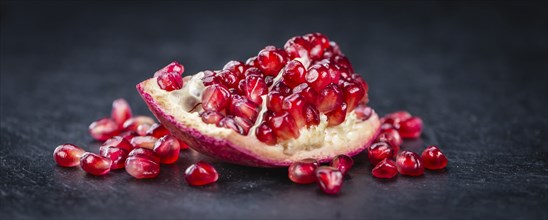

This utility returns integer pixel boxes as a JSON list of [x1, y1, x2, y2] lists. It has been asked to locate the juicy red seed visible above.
[[303, 33, 329, 60], [102, 136, 134, 152], [154, 61, 184, 77], [269, 112, 300, 140], [89, 118, 120, 141], [367, 142, 396, 165], [326, 102, 347, 127], [317, 84, 343, 113], [304, 105, 320, 127], [398, 117, 423, 139], [244, 67, 263, 76], [218, 116, 244, 135], [271, 82, 291, 96], [111, 98, 132, 127], [157, 72, 183, 91], [382, 111, 411, 123], [332, 55, 353, 74], [329, 41, 343, 56], [255, 122, 277, 145], [125, 157, 160, 179], [284, 36, 310, 60], [293, 84, 318, 104], [200, 111, 225, 125], [354, 104, 373, 121], [153, 135, 181, 164], [245, 56, 259, 68], [122, 116, 155, 132], [136, 123, 152, 136], [233, 116, 253, 135], [202, 84, 231, 112], [99, 146, 128, 170], [327, 63, 341, 85], [119, 131, 138, 141], [288, 158, 319, 184], [237, 80, 247, 94], [421, 146, 448, 170], [128, 148, 160, 164], [376, 129, 402, 153], [201, 70, 218, 86], [372, 158, 398, 179], [184, 161, 219, 186], [342, 81, 365, 112], [223, 60, 247, 77], [282, 94, 306, 129], [396, 151, 424, 176], [145, 123, 170, 138], [230, 98, 259, 122], [257, 46, 288, 76], [216, 69, 240, 89], [306, 64, 331, 92], [267, 92, 285, 113], [53, 144, 85, 167], [80, 152, 112, 176], [130, 136, 158, 150], [282, 60, 307, 88], [315, 166, 343, 195], [245, 74, 267, 105], [330, 155, 354, 176]]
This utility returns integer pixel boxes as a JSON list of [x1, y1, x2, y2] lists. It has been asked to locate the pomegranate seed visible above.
[[111, 98, 132, 127], [202, 84, 231, 112], [99, 146, 129, 169], [317, 84, 343, 113], [184, 161, 219, 186], [128, 148, 160, 164], [303, 33, 329, 60], [315, 166, 343, 195], [218, 116, 244, 135], [257, 46, 288, 76], [288, 158, 319, 184], [102, 136, 134, 152], [119, 130, 138, 141], [284, 36, 310, 60], [255, 122, 277, 145], [304, 105, 320, 127], [216, 69, 240, 89], [264, 76, 274, 86], [145, 123, 170, 138], [237, 80, 246, 94], [268, 112, 300, 140], [306, 64, 331, 92], [398, 117, 423, 139], [153, 135, 181, 164], [330, 155, 353, 176], [367, 142, 396, 165], [421, 146, 448, 170], [332, 55, 353, 74], [223, 60, 247, 77], [122, 116, 155, 132], [376, 129, 402, 153], [381, 111, 412, 127], [80, 152, 112, 176], [245, 56, 259, 68], [154, 61, 184, 77], [354, 104, 373, 121], [130, 136, 158, 149], [233, 116, 253, 135], [125, 148, 160, 179], [53, 144, 85, 167], [89, 118, 120, 141], [293, 84, 317, 104], [230, 98, 259, 122], [157, 72, 183, 91], [396, 151, 424, 176], [266, 92, 285, 113], [372, 158, 398, 179], [341, 81, 365, 112], [244, 74, 267, 105], [136, 123, 152, 136], [282, 94, 306, 128], [244, 66, 263, 76], [200, 111, 225, 125], [282, 60, 307, 88], [271, 82, 291, 96], [326, 102, 347, 127], [328, 41, 343, 56], [201, 70, 218, 86]]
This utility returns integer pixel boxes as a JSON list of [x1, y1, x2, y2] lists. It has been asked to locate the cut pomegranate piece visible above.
[[99, 146, 129, 170], [315, 166, 343, 195], [288, 159, 319, 184], [255, 122, 277, 145], [282, 60, 307, 88], [282, 93, 307, 128], [398, 116, 423, 139], [53, 144, 85, 167], [367, 142, 396, 165], [202, 84, 231, 112], [80, 152, 112, 176], [396, 151, 424, 176], [111, 98, 132, 127], [145, 123, 170, 138], [244, 73, 267, 105], [268, 112, 300, 140], [306, 64, 331, 92], [284, 36, 310, 60], [153, 135, 181, 164], [317, 84, 343, 113], [184, 161, 219, 186], [130, 136, 158, 149], [303, 33, 329, 60], [101, 136, 134, 152], [89, 118, 120, 141], [421, 146, 448, 170], [122, 116, 155, 133], [257, 46, 288, 76], [330, 155, 353, 176], [372, 158, 398, 179]]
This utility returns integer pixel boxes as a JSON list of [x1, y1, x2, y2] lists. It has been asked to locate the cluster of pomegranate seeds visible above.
[[196, 33, 369, 145], [287, 154, 353, 195]]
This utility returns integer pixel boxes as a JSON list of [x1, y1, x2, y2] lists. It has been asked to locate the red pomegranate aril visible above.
[[332, 55, 353, 74], [218, 116, 244, 135], [306, 64, 331, 92], [304, 105, 320, 127], [80, 152, 112, 176], [99, 146, 128, 170], [282, 60, 307, 88], [200, 111, 225, 125], [264, 76, 274, 86], [111, 98, 132, 127], [130, 136, 158, 150], [271, 82, 292, 96], [381, 111, 412, 125], [282, 94, 307, 128], [398, 117, 423, 139], [257, 46, 288, 76], [421, 146, 448, 170], [89, 118, 120, 141], [119, 130, 137, 141], [102, 136, 134, 152], [269, 112, 300, 140], [230, 98, 259, 122], [372, 158, 398, 179], [267, 92, 285, 113], [284, 36, 310, 60], [153, 135, 181, 164], [202, 84, 231, 112], [122, 116, 155, 133], [328, 41, 343, 56], [245, 74, 267, 105], [154, 61, 184, 77], [330, 155, 354, 176], [245, 56, 259, 68], [234, 116, 253, 135], [185, 161, 219, 186], [317, 84, 343, 113], [368, 142, 396, 165], [396, 151, 424, 176], [288, 158, 319, 184], [376, 128, 402, 149], [128, 148, 160, 164], [223, 60, 247, 77], [157, 72, 183, 91], [326, 102, 347, 127], [354, 104, 373, 121], [136, 123, 152, 136], [293, 84, 317, 105], [342, 81, 365, 112], [303, 33, 329, 60], [53, 144, 85, 167], [255, 122, 277, 145], [201, 70, 218, 86], [216, 69, 240, 89], [315, 166, 343, 195], [125, 148, 161, 179], [145, 123, 170, 138]]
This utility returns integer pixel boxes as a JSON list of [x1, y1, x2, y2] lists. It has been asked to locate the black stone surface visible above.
[[1, 1, 547, 219]]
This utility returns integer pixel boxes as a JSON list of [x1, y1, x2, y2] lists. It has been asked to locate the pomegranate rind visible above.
[[137, 78, 380, 167]]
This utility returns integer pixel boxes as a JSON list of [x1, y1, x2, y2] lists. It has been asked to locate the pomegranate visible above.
[[315, 166, 343, 195], [89, 118, 120, 141], [99, 146, 129, 170], [137, 33, 381, 167], [53, 144, 85, 167], [421, 146, 448, 170], [330, 155, 353, 176], [367, 142, 396, 166], [288, 159, 319, 184], [153, 135, 181, 164], [396, 151, 424, 176], [184, 161, 219, 186], [80, 152, 112, 176], [125, 148, 161, 179]]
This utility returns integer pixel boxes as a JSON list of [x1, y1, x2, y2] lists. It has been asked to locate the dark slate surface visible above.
[[1, 1, 547, 219]]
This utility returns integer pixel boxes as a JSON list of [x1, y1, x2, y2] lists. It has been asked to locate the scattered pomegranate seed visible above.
[[80, 152, 112, 176], [99, 146, 129, 170], [130, 136, 158, 149], [111, 98, 132, 127], [154, 61, 184, 77], [317, 84, 343, 113], [396, 151, 424, 176], [398, 116, 423, 139], [128, 148, 160, 164], [376, 129, 402, 154], [145, 123, 170, 138], [157, 72, 183, 91], [153, 135, 181, 164], [315, 166, 343, 195], [101, 136, 134, 152], [184, 161, 219, 186], [202, 84, 231, 112], [367, 142, 396, 165], [421, 146, 448, 170], [284, 36, 310, 60], [268, 112, 300, 140], [125, 148, 160, 179], [200, 111, 225, 125], [330, 155, 353, 176], [89, 118, 120, 141], [122, 116, 155, 133], [282, 60, 307, 88], [201, 70, 218, 86], [53, 144, 85, 167], [282, 94, 307, 128], [303, 33, 329, 60], [382, 111, 412, 124], [119, 130, 138, 141], [257, 46, 288, 76], [288, 159, 319, 184], [255, 122, 277, 145], [372, 158, 398, 179], [306, 64, 331, 92]]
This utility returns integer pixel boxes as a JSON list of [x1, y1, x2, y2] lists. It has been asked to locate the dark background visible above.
[[1, 1, 547, 219]]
